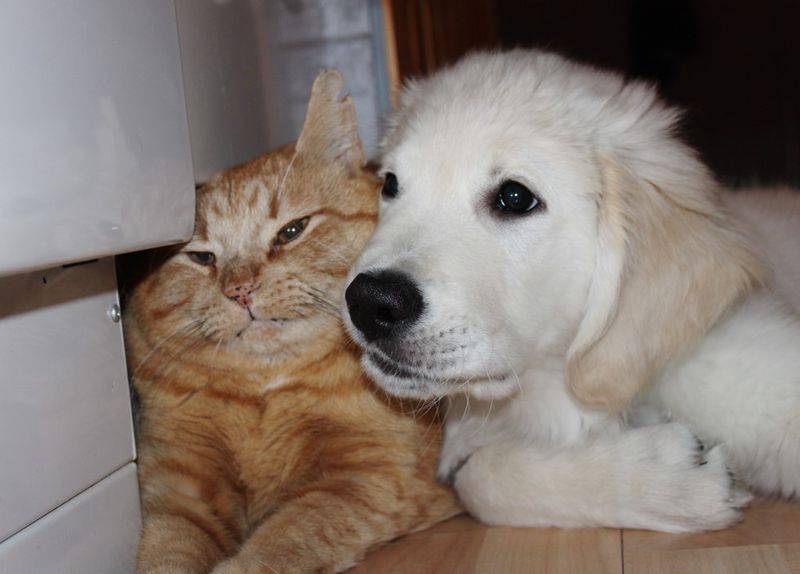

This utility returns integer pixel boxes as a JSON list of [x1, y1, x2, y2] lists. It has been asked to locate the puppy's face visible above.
[[345, 51, 761, 409], [344, 62, 603, 399]]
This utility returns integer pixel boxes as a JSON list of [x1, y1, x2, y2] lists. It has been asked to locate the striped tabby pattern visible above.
[[125, 71, 460, 574]]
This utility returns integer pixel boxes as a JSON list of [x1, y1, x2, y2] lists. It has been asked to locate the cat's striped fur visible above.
[[125, 71, 460, 574]]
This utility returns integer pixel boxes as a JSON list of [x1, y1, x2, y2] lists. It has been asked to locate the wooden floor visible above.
[[351, 498, 800, 573]]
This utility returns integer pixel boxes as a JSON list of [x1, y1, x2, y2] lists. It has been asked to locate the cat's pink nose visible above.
[[224, 282, 260, 308]]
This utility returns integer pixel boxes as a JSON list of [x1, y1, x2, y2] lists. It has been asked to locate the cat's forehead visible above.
[[199, 149, 289, 215], [210, 151, 293, 212], [203, 176, 273, 221]]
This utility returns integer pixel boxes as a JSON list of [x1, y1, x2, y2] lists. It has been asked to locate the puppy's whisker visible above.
[[476, 364, 496, 436], [490, 339, 524, 400]]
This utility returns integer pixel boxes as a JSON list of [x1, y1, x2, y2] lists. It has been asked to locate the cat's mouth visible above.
[[253, 318, 293, 326], [249, 307, 294, 326], [235, 311, 296, 337]]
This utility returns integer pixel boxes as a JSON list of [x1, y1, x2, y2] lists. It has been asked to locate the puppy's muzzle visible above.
[[345, 271, 424, 342]]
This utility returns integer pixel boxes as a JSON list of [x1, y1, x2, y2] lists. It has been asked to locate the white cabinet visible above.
[[0, 258, 135, 544], [0, 464, 141, 574], [0, 1, 195, 570], [0, 0, 195, 277]]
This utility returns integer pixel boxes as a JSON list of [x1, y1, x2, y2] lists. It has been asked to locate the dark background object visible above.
[[389, 0, 800, 187]]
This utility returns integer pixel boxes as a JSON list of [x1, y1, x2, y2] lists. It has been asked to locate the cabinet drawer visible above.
[[0, 258, 135, 542], [0, 463, 141, 574], [0, 0, 195, 277]]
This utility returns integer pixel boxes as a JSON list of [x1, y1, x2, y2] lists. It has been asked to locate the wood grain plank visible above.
[[780, 543, 800, 573], [624, 544, 792, 574], [623, 498, 800, 574], [351, 499, 800, 573], [623, 498, 800, 553], [473, 527, 622, 574], [351, 516, 622, 573]]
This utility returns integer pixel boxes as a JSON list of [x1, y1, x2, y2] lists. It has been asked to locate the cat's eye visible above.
[[382, 172, 399, 199], [276, 217, 310, 245], [494, 180, 541, 215], [187, 251, 216, 266]]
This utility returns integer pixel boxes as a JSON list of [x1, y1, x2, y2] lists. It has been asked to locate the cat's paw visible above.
[[211, 556, 263, 574], [212, 554, 320, 574], [615, 423, 752, 532]]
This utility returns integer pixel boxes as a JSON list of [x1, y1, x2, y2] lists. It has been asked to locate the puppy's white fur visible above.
[[345, 50, 800, 532]]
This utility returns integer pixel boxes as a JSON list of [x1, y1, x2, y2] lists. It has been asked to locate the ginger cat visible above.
[[125, 71, 460, 574]]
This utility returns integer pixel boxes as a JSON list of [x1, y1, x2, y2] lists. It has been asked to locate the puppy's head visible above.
[[344, 50, 762, 408]]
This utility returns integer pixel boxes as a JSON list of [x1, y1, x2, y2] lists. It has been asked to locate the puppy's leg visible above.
[[454, 423, 751, 532]]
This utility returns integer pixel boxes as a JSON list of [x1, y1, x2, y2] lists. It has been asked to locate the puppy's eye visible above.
[[187, 251, 216, 266], [381, 172, 399, 199], [276, 217, 310, 245], [495, 181, 540, 214]]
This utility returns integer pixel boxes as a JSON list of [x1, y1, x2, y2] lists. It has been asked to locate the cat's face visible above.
[[132, 146, 378, 365]]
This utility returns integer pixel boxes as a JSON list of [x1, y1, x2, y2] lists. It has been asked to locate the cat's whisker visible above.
[[211, 335, 225, 362], [301, 300, 340, 320], [306, 288, 339, 308], [157, 330, 208, 376], [279, 273, 344, 322], [305, 237, 352, 266], [132, 317, 206, 376], [287, 274, 341, 310], [410, 400, 444, 454], [421, 404, 446, 457], [274, 145, 299, 209]]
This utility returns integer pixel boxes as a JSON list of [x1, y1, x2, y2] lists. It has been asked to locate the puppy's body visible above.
[[725, 190, 800, 312], [344, 50, 800, 532]]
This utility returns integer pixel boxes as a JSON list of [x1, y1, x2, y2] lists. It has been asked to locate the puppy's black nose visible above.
[[345, 271, 424, 342]]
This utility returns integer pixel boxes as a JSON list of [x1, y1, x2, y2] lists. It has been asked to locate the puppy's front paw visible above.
[[619, 423, 752, 532], [451, 443, 540, 527], [452, 445, 504, 524]]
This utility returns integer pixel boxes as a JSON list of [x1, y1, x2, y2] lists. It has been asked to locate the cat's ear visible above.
[[296, 70, 365, 170]]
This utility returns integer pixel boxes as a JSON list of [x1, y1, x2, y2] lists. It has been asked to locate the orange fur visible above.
[[126, 72, 459, 574]]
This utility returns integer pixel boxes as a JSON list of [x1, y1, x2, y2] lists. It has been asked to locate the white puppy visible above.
[[343, 49, 800, 532]]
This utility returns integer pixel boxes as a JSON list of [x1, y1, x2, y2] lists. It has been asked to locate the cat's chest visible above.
[[229, 390, 349, 494]]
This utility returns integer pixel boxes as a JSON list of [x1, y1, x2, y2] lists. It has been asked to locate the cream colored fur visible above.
[[567, 153, 763, 410], [344, 49, 800, 532]]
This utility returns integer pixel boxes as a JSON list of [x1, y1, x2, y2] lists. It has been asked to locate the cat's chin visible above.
[[233, 315, 331, 353]]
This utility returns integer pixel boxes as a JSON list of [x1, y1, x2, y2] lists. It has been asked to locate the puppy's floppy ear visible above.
[[566, 149, 763, 412], [296, 70, 365, 170]]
